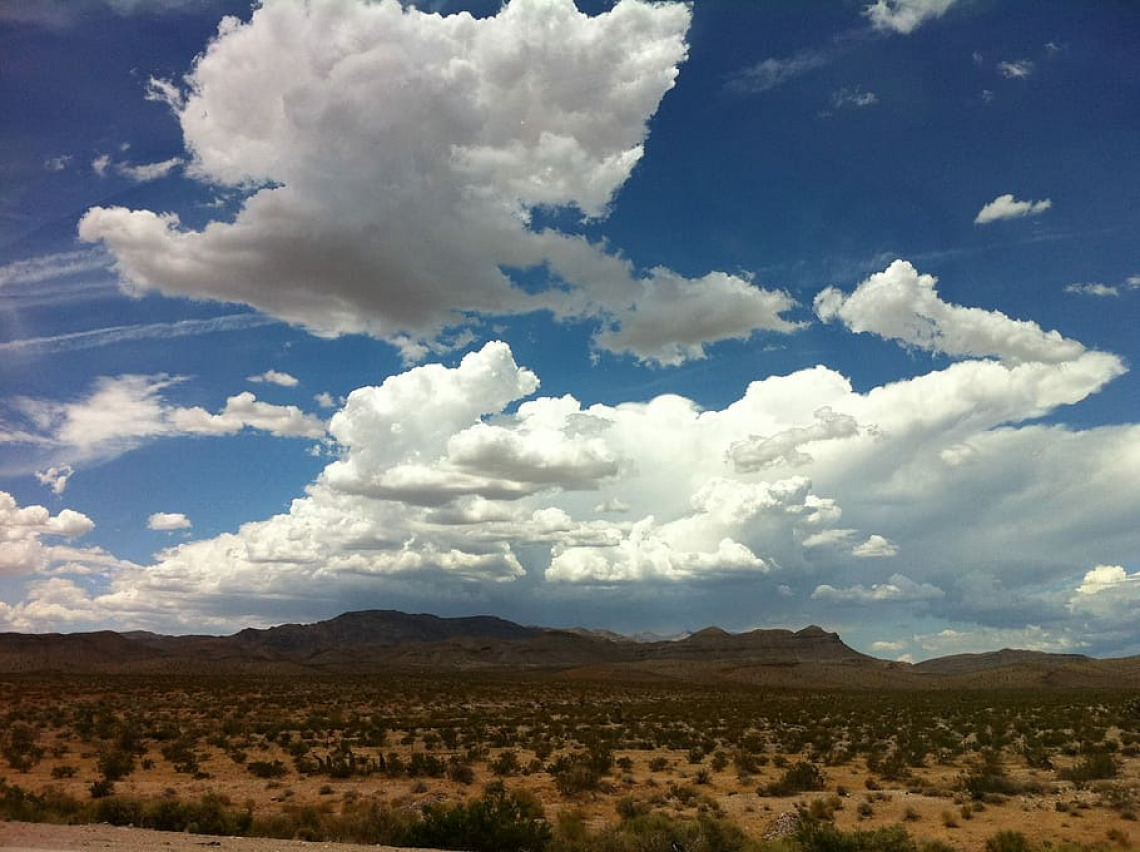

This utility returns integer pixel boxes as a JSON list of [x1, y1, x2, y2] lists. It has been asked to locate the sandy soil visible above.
[[0, 821, 451, 852]]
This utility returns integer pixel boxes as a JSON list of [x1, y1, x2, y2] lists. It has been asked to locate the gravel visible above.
[[0, 821, 452, 852]]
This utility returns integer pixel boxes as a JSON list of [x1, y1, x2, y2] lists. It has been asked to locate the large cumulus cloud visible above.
[[8, 262, 1137, 653], [78, 0, 798, 364]]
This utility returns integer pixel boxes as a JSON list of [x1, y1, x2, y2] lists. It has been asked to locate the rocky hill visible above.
[[1, 609, 1137, 688]]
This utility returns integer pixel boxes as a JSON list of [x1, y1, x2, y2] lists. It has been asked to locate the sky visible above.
[[1, 0, 1138, 661]]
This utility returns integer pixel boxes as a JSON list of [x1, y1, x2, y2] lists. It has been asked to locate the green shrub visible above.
[[1059, 751, 1118, 785], [797, 821, 917, 852], [2, 723, 44, 772], [763, 761, 825, 796], [247, 760, 288, 779], [984, 830, 1035, 852], [407, 782, 551, 852]]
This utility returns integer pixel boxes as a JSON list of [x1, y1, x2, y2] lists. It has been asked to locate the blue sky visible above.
[[1, 0, 1138, 660]]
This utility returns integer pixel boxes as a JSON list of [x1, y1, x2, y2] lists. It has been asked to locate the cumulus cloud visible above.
[[851, 534, 899, 558], [974, 193, 1052, 224], [592, 269, 800, 366], [77, 0, 796, 366], [863, 0, 958, 34], [728, 406, 859, 471], [1074, 564, 1130, 595], [1, 374, 326, 472], [815, 259, 1087, 363], [147, 512, 192, 531], [3, 252, 1135, 635], [870, 639, 906, 653], [813, 572, 941, 602], [34, 465, 74, 495], [0, 491, 96, 576], [248, 370, 300, 387]]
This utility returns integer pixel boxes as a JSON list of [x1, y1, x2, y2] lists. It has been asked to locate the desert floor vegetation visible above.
[[2, 674, 1139, 851]]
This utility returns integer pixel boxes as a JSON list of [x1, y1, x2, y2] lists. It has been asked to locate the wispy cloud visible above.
[[832, 87, 878, 109], [1064, 283, 1118, 298], [91, 154, 184, 182], [0, 249, 111, 288], [0, 314, 277, 357], [727, 48, 831, 94], [998, 59, 1035, 79], [115, 157, 184, 182]]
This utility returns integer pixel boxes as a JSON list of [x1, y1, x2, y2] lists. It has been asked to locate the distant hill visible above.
[[913, 648, 1093, 676], [1, 610, 1138, 689]]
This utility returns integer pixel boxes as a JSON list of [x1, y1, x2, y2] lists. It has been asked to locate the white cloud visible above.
[[863, 0, 958, 35], [870, 639, 906, 653], [815, 259, 1086, 364], [34, 465, 74, 495], [1126, 276, 1140, 290], [0, 249, 110, 287], [1066, 565, 1140, 636], [1, 374, 326, 473], [148, 512, 191, 531], [851, 534, 899, 558], [248, 369, 300, 387], [832, 87, 878, 109], [115, 157, 184, 182], [974, 193, 1052, 224], [1065, 283, 1118, 298], [78, 0, 797, 366], [170, 392, 326, 438], [0, 491, 96, 576], [3, 282, 1136, 636], [998, 59, 1035, 79], [91, 154, 112, 177], [813, 573, 939, 603], [314, 392, 337, 409], [1075, 564, 1130, 596], [728, 406, 859, 471]]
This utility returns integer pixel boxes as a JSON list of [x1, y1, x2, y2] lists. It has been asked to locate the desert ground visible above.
[[2, 673, 1138, 851]]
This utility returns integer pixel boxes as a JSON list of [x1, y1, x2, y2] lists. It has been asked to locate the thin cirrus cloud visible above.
[[8, 260, 1135, 643], [974, 193, 1053, 224], [0, 314, 277, 357], [78, 0, 799, 366]]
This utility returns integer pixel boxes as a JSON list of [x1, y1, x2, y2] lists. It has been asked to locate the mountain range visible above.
[[1, 609, 1137, 689]]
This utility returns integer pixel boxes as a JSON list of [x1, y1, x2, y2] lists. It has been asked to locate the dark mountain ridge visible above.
[[1, 609, 1136, 688]]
